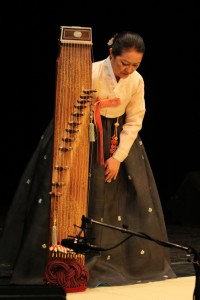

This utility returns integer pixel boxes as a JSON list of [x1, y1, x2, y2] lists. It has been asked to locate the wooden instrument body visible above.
[[49, 26, 93, 247]]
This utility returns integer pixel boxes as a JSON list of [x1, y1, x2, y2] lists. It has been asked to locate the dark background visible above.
[[1, 1, 199, 218]]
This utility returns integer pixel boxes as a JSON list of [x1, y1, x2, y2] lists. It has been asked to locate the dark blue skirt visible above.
[[0, 116, 176, 287]]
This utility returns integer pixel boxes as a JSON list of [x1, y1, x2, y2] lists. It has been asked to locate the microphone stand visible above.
[[82, 215, 200, 300]]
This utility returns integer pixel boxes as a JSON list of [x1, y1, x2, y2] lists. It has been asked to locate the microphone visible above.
[[61, 237, 105, 254], [82, 215, 92, 223], [81, 215, 92, 229]]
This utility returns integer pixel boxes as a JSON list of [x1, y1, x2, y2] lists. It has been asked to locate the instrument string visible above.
[[50, 36, 93, 248]]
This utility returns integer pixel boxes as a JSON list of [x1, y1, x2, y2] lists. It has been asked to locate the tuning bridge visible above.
[[77, 99, 90, 104], [74, 104, 87, 109], [83, 89, 97, 94], [65, 128, 79, 134], [54, 165, 69, 171], [80, 94, 92, 99], [71, 112, 84, 117], [62, 137, 75, 142], [49, 191, 62, 197], [59, 146, 73, 152], [68, 121, 81, 126]]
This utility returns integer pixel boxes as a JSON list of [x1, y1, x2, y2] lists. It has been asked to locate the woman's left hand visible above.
[[104, 157, 120, 182]]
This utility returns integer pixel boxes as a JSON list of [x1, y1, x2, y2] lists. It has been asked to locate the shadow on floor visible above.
[[166, 219, 200, 278]]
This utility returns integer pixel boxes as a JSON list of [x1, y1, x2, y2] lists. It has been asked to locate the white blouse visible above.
[[92, 56, 146, 162]]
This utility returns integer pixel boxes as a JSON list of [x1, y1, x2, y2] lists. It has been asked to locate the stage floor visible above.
[[67, 276, 196, 300]]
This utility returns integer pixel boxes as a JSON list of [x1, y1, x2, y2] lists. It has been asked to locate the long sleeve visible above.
[[113, 76, 145, 162]]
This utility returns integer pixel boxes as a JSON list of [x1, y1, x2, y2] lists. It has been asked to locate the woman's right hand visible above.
[[104, 156, 120, 182]]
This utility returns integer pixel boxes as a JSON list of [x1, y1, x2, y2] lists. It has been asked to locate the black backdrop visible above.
[[1, 1, 199, 217]]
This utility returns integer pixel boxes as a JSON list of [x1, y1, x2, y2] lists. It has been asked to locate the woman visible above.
[[85, 31, 176, 286], [0, 30, 176, 287]]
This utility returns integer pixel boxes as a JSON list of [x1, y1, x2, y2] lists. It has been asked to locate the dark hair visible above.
[[107, 31, 145, 56]]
